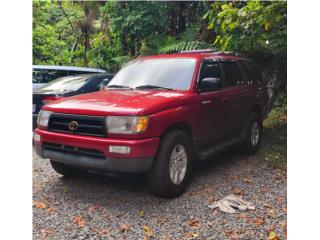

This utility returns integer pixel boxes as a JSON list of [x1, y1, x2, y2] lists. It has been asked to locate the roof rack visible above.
[[180, 49, 215, 54], [180, 49, 244, 57]]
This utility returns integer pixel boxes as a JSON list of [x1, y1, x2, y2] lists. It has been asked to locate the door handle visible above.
[[222, 97, 229, 102], [201, 100, 212, 105]]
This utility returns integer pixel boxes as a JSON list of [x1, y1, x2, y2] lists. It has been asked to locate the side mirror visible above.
[[199, 77, 221, 92]]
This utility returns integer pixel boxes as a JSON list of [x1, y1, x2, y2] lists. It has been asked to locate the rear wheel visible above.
[[146, 130, 193, 198], [242, 112, 262, 154], [50, 160, 86, 177]]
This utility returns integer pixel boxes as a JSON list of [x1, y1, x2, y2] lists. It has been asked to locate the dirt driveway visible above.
[[33, 128, 287, 240]]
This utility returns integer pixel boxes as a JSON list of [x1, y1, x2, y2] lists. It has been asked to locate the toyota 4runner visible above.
[[34, 50, 268, 198]]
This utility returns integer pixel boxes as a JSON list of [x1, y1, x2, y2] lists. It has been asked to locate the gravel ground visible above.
[[33, 128, 287, 240]]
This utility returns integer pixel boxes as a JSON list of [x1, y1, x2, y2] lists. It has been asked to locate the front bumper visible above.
[[34, 129, 160, 173]]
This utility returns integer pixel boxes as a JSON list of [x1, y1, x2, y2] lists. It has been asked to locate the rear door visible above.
[[219, 60, 248, 137], [239, 60, 268, 115]]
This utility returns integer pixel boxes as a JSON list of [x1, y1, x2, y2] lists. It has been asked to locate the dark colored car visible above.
[[34, 50, 268, 198], [33, 73, 114, 129]]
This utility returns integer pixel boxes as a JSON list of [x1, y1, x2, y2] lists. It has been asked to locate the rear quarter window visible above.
[[240, 61, 262, 84]]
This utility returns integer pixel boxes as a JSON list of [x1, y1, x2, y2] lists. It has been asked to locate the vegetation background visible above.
[[33, 0, 287, 129]]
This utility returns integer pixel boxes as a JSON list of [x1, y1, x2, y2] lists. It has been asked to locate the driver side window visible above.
[[198, 61, 222, 92]]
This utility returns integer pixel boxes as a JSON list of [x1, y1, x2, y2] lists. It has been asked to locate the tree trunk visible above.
[[83, 34, 89, 67]]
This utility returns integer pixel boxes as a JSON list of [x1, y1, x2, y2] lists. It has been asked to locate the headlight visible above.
[[37, 110, 52, 127], [106, 116, 149, 134]]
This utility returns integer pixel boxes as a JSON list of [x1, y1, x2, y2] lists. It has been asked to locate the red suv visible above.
[[34, 50, 268, 198]]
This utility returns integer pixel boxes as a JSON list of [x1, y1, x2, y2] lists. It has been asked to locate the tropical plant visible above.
[[204, 1, 287, 102], [33, 0, 287, 103]]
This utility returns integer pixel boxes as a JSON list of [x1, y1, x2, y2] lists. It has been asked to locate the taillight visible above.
[[42, 96, 63, 105]]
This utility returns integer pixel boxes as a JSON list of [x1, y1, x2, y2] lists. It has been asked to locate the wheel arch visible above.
[[160, 121, 194, 141], [248, 104, 263, 122]]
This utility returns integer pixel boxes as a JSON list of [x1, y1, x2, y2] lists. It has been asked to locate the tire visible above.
[[50, 160, 86, 177], [242, 112, 263, 154], [146, 130, 194, 198]]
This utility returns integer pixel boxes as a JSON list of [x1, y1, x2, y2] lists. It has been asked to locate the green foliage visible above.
[[32, 0, 287, 101], [204, 1, 287, 54], [140, 26, 210, 56], [32, 0, 83, 65], [264, 93, 287, 129], [204, 1, 287, 102]]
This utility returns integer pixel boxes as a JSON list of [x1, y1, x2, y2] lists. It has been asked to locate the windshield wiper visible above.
[[135, 85, 174, 90], [106, 84, 133, 90]]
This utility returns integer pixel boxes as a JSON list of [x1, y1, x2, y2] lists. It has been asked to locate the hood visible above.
[[43, 89, 194, 116]]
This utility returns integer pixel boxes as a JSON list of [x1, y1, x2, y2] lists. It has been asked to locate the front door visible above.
[[196, 59, 225, 145]]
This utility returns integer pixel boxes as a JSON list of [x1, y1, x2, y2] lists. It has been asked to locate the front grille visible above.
[[43, 142, 105, 159], [48, 113, 106, 137]]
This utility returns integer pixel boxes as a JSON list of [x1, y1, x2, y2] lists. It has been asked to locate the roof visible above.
[[32, 65, 106, 73]]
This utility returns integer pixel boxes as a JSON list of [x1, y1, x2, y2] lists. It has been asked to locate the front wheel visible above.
[[146, 130, 194, 198]]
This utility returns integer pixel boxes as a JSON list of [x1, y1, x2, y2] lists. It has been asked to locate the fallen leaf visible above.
[[143, 224, 153, 237], [263, 203, 274, 209], [268, 230, 279, 240], [158, 218, 168, 225], [42, 195, 50, 201], [242, 177, 252, 183], [267, 208, 277, 219], [119, 224, 130, 232], [279, 221, 287, 229], [72, 216, 85, 228], [39, 228, 53, 239], [184, 232, 198, 239], [274, 174, 283, 180], [231, 175, 241, 180], [33, 201, 47, 209], [189, 191, 200, 196], [235, 213, 248, 220], [251, 195, 259, 201], [232, 187, 245, 195], [138, 209, 145, 218], [47, 207, 56, 214], [88, 204, 100, 214], [276, 197, 285, 204], [92, 228, 108, 236], [202, 186, 213, 194], [63, 186, 69, 193], [116, 212, 125, 218], [224, 229, 234, 236], [160, 236, 171, 240], [260, 186, 271, 192], [188, 218, 201, 228], [207, 196, 215, 203], [253, 217, 265, 226]]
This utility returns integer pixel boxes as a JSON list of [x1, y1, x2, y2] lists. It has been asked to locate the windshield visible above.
[[37, 76, 89, 92], [106, 58, 196, 90]]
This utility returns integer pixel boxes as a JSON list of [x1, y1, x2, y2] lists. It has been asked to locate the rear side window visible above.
[[220, 61, 242, 88], [240, 61, 262, 83]]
